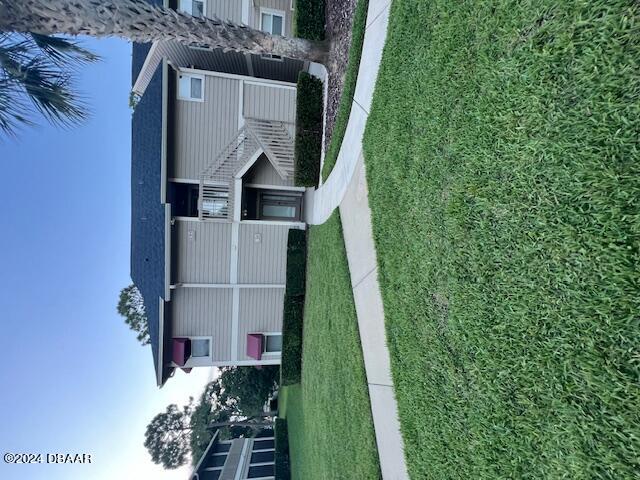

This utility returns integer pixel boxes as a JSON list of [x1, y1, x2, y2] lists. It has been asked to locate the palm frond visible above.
[[20, 56, 88, 126], [0, 32, 97, 137], [0, 78, 33, 136], [30, 33, 100, 66]]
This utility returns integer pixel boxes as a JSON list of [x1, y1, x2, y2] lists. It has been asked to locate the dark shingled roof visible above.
[[132, 43, 152, 86], [130, 42, 166, 382], [131, 0, 163, 84]]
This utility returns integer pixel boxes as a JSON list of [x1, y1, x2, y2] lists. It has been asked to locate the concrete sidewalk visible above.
[[304, 0, 392, 226], [340, 154, 409, 480], [306, 0, 410, 478]]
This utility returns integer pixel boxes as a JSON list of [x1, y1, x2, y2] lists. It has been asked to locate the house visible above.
[[190, 428, 276, 480], [131, 0, 312, 386]]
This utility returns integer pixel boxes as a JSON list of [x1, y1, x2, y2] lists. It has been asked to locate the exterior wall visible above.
[[171, 287, 233, 361], [172, 73, 240, 179], [206, 0, 243, 22], [250, 0, 294, 36], [238, 288, 285, 362], [172, 220, 232, 283], [244, 155, 292, 187], [237, 223, 290, 283], [243, 83, 296, 127]]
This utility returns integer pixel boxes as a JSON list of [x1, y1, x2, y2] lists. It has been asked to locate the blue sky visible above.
[[0, 38, 211, 480]]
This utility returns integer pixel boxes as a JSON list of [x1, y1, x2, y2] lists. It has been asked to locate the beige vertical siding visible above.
[[245, 156, 292, 187], [237, 223, 290, 284], [238, 288, 285, 361], [206, 0, 243, 22], [173, 220, 232, 283], [243, 83, 297, 126], [251, 0, 293, 36], [173, 74, 240, 179], [172, 287, 233, 361]]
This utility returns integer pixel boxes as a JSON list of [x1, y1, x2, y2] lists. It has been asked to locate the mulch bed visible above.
[[324, 0, 358, 149]]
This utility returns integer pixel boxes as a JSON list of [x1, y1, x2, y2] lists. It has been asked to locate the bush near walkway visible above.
[[281, 230, 307, 386], [275, 418, 291, 480], [294, 72, 323, 187], [363, 1, 640, 478]]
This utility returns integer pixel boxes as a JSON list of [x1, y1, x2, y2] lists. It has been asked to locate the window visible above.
[[178, 73, 204, 101], [247, 464, 274, 478], [263, 334, 282, 354], [178, 0, 205, 17], [191, 338, 211, 358], [259, 192, 301, 221], [201, 190, 229, 218], [260, 9, 285, 35], [261, 53, 283, 61]]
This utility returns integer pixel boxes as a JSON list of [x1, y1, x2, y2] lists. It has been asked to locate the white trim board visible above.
[[156, 298, 165, 387], [132, 41, 159, 94], [230, 222, 240, 361], [170, 283, 285, 289], [161, 60, 169, 203], [244, 183, 306, 192], [178, 67, 296, 89], [241, 0, 250, 24], [164, 203, 172, 300], [241, 220, 306, 229], [171, 358, 281, 368]]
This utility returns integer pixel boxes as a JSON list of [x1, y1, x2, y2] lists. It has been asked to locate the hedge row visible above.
[[293, 0, 325, 41], [275, 418, 291, 480], [280, 229, 307, 386], [294, 72, 324, 187]]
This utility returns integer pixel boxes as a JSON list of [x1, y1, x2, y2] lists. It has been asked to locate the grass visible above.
[[362, 1, 640, 478], [321, 0, 369, 181], [283, 213, 381, 479]]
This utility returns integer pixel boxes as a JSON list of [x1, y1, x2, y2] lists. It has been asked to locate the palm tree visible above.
[[0, 0, 329, 63], [0, 32, 98, 136]]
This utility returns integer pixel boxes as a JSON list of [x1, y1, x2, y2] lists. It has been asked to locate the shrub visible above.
[[294, 72, 323, 187], [281, 230, 307, 386], [285, 229, 307, 297], [275, 418, 291, 480], [293, 0, 325, 41], [281, 295, 304, 385]]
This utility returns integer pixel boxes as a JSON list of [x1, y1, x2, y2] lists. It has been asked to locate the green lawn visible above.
[[363, 1, 640, 478], [283, 213, 381, 480]]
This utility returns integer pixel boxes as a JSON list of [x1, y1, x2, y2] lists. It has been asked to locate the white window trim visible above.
[[178, 0, 207, 17], [261, 332, 282, 356], [183, 336, 213, 367], [261, 54, 284, 62], [259, 8, 286, 35], [177, 72, 205, 102]]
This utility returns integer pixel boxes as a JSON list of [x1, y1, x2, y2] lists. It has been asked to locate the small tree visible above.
[[219, 366, 279, 416], [146, 366, 280, 468], [117, 284, 149, 345], [144, 402, 194, 469]]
